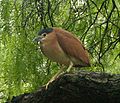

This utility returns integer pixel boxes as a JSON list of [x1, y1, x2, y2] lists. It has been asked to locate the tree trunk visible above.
[[8, 71, 120, 103]]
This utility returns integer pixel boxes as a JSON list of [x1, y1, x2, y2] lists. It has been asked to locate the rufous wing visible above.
[[56, 31, 90, 67]]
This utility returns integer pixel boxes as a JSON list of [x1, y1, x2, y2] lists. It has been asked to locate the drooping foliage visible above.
[[0, 0, 120, 102]]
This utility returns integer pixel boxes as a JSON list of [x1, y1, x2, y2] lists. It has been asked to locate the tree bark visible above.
[[8, 71, 120, 103]]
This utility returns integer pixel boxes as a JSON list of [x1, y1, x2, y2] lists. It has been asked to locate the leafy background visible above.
[[0, 0, 120, 102]]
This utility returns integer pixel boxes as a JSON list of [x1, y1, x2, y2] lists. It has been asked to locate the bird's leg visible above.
[[66, 61, 73, 72], [46, 62, 73, 89], [46, 67, 64, 89]]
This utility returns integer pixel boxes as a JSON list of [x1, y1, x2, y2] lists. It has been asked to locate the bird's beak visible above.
[[33, 36, 42, 43]]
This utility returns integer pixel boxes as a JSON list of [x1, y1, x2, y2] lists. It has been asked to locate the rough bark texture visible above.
[[8, 71, 120, 103]]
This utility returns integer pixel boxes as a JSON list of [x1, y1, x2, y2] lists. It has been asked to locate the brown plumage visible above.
[[54, 28, 90, 67], [33, 27, 90, 88]]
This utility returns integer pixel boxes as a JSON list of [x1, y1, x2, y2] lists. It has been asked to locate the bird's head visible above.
[[33, 28, 53, 44]]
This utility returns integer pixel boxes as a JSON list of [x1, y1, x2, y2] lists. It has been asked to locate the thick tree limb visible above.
[[8, 71, 120, 103]]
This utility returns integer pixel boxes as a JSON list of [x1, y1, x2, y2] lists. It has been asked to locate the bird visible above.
[[33, 27, 90, 88]]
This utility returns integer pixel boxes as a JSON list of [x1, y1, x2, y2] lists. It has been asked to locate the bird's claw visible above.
[[45, 82, 50, 89], [45, 79, 54, 89]]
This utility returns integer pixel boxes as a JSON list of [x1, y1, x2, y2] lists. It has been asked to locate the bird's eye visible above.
[[42, 33, 47, 37]]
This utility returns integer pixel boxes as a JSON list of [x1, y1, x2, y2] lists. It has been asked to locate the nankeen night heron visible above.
[[33, 27, 90, 88]]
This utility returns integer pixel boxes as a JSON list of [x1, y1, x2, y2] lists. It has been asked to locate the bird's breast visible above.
[[40, 35, 71, 66]]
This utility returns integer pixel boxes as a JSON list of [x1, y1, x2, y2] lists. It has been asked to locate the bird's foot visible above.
[[45, 77, 56, 89], [66, 61, 73, 72], [45, 68, 65, 89], [45, 81, 51, 89]]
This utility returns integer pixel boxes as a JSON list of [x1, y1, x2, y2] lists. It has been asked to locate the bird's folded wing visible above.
[[56, 32, 90, 65]]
